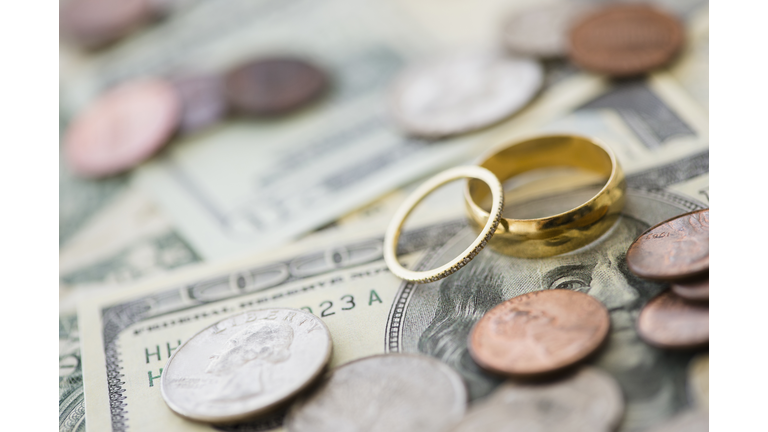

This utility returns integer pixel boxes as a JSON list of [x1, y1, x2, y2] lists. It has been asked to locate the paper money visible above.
[[60, 314, 86, 432], [59, 188, 201, 313], [79, 184, 706, 432]]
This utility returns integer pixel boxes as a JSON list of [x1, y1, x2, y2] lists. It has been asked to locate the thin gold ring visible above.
[[464, 134, 626, 258], [385, 166, 504, 283]]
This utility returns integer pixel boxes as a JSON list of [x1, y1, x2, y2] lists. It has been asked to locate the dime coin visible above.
[[390, 51, 543, 138], [502, 2, 594, 58], [160, 308, 332, 424], [626, 209, 709, 281], [285, 353, 467, 432], [450, 367, 623, 432], [169, 74, 228, 133], [469, 289, 610, 376], [645, 409, 708, 432], [687, 353, 709, 411], [64, 79, 180, 178], [568, 4, 684, 77], [672, 277, 709, 302], [637, 291, 709, 349], [224, 58, 328, 116], [60, 0, 154, 49]]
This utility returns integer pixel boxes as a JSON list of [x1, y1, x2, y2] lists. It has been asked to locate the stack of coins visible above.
[[626, 209, 709, 349], [63, 57, 329, 178]]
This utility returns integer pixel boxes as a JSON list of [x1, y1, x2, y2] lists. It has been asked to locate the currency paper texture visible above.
[[80, 186, 706, 432]]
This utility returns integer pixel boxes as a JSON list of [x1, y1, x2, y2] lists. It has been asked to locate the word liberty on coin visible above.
[[286, 353, 467, 432], [160, 308, 332, 424]]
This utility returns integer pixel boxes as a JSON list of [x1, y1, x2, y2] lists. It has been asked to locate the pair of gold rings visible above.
[[384, 134, 626, 283]]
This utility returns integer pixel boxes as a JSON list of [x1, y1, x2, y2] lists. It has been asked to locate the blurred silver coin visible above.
[[646, 409, 708, 432], [502, 2, 594, 58], [390, 51, 543, 138], [687, 353, 709, 411], [169, 74, 228, 134], [449, 367, 623, 432], [160, 308, 332, 424], [286, 353, 467, 432]]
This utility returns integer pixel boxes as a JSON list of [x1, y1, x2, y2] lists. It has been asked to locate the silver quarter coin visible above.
[[646, 409, 708, 432], [390, 51, 543, 138], [502, 2, 595, 58], [286, 353, 467, 432], [449, 367, 624, 432], [160, 308, 332, 424]]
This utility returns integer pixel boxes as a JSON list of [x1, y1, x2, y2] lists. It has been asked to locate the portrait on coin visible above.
[[394, 189, 701, 431], [204, 320, 294, 403]]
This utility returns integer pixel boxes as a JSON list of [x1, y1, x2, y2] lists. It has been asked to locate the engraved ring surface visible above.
[[464, 134, 626, 258], [384, 166, 504, 283]]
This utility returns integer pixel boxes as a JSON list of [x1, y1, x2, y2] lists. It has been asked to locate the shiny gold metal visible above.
[[464, 134, 625, 258], [385, 166, 504, 283]]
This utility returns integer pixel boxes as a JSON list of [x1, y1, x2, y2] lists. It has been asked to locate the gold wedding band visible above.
[[464, 135, 626, 258], [385, 166, 504, 283]]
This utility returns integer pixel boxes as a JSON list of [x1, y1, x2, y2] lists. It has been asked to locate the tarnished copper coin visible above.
[[672, 277, 709, 302], [469, 289, 610, 376], [60, 0, 154, 49], [64, 79, 181, 178], [224, 58, 328, 116], [626, 209, 709, 281], [568, 4, 684, 77], [169, 74, 228, 134], [637, 291, 709, 349]]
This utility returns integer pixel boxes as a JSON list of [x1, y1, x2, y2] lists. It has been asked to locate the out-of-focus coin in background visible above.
[[390, 51, 543, 138], [637, 291, 709, 349], [568, 4, 684, 77], [687, 353, 709, 411], [645, 409, 708, 432], [502, 2, 594, 58], [672, 277, 709, 302], [60, 0, 155, 49], [626, 209, 709, 281], [469, 289, 609, 376], [64, 79, 180, 178], [224, 58, 328, 116], [169, 74, 229, 134], [160, 308, 332, 424], [450, 367, 623, 432], [286, 353, 467, 432]]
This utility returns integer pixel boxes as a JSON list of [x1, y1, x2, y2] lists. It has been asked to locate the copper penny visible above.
[[637, 290, 709, 349], [672, 278, 709, 302], [568, 4, 684, 77], [60, 0, 154, 49], [626, 209, 709, 281], [224, 58, 328, 116], [469, 289, 610, 376], [169, 74, 228, 134], [64, 78, 181, 178]]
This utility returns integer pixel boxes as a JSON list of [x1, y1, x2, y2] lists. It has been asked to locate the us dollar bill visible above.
[[60, 188, 201, 313], [79, 184, 706, 432]]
